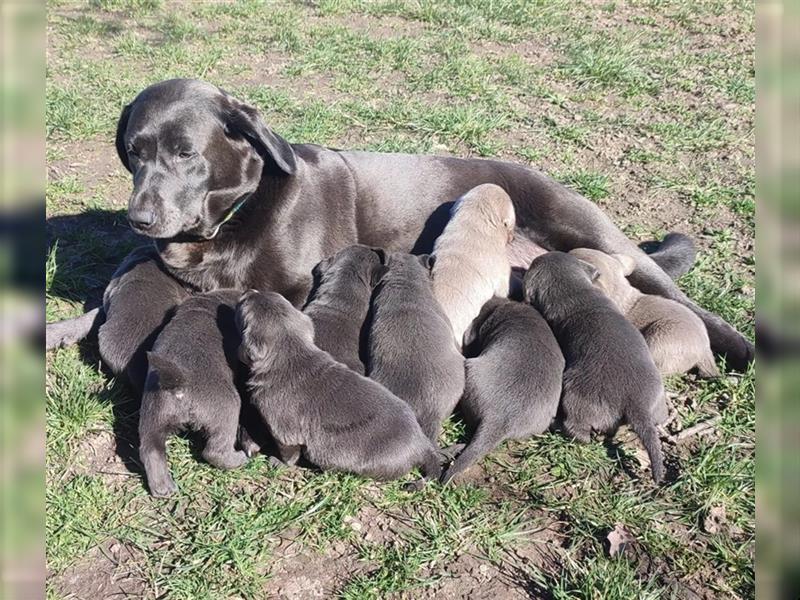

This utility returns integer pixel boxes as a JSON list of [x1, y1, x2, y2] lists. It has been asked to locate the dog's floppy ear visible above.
[[221, 95, 297, 176], [115, 103, 133, 173], [611, 253, 636, 276], [146, 352, 185, 391], [576, 259, 600, 283]]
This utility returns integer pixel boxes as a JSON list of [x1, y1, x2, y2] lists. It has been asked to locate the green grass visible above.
[[46, 1, 754, 597]]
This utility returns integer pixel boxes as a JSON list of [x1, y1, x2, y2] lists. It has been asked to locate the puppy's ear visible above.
[[611, 253, 636, 276], [371, 264, 390, 287], [370, 247, 387, 265], [222, 96, 297, 176], [146, 352, 186, 391], [115, 103, 133, 173], [417, 254, 435, 270], [576, 259, 600, 283]]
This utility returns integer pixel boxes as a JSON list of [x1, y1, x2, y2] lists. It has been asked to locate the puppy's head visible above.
[[462, 297, 506, 355], [523, 251, 599, 304], [116, 79, 297, 239], [235, 289, 314, 365], [568, 248, 636, 302], [453, 184, 516, 244], [312, 245, 389, 291]]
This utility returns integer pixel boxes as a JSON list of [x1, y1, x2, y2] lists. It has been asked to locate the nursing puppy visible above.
[[367, 252, 465, 441], [303, 245, 388, 374], [98, 246, 190, 390], [570, 248, 718, 377], [236, 290, 443, 482], [442, 298, 564, 484], [431, 183, 515, 346], [524, 252, 665, 483], [139, 289, 246, 497]]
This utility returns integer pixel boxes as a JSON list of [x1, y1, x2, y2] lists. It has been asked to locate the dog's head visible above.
[[568, 248, 636, 303], [311, 245, 389, 293], [235, 289, 314, 365], [116, 79, 297, 239], [453, 183, 516, 244], [523, 251, 599, 306]]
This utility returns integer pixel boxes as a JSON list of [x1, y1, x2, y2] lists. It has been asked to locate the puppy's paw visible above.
[[402, 477, 427, 492], [148, 477, 178, 498], [440, 443, 466, 461]]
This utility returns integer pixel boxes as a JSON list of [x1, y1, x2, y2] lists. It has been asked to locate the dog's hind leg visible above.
[[440, 421, 505, 485], [139, 399, 179, 497], [45, 307, 103, 350], [201, 408, 248, 470]]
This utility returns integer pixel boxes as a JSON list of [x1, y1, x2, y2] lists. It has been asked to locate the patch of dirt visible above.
[[264, 538, 369, 599], [51, 539, 147, 599], [69, 429, 139, 486]]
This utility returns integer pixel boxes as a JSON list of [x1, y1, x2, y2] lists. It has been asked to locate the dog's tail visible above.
[[640, 232, 697, 280], [45, 307, 103, 350], [440, 421, 505, 485], [626, 405, 665, 484]]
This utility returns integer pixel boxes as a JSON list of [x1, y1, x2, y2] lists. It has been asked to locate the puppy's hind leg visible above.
[[696, 351, 721, 379], [403, 448, 444, 492], [139, 399, 178, 497], [440, 421, 505, 485], [201, 407, 248, 470]]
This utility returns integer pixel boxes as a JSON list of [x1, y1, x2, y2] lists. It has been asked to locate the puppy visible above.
[[442, 297, 564, 484], [569, 248, 718, 377], [524, 252, 665, 483], [236, 290, 442, 482], [303, 245, 388, 374], [98, 246, 190, 389], [139, 289, 246, 497], [431, 183, 515, 346], [367, 252, 465, 441]]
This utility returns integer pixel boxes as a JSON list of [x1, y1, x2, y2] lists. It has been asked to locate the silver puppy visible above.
[[367, 252, 465, 441], [236, 290, 443, 482], [139, 289, 246, 497], [524, 252, 665, 483]]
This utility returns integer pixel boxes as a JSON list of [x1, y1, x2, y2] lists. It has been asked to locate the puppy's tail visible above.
[[627, 406, 665, 484], [440, 421, 505, 485], [640, 232, 697, 280], [45, 307, 103, 350]]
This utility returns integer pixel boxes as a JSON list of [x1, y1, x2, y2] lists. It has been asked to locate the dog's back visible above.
[[367, 253, 465, 441], [524, 252, 664, 482]]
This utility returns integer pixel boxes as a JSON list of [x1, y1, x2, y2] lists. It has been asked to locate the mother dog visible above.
[[51, 78, 753, 371]]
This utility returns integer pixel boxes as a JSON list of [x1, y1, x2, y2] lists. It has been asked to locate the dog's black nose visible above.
[[128, 209, 156, 231]]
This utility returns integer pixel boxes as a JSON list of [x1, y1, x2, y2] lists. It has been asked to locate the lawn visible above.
[[45, 1, 755, 598]]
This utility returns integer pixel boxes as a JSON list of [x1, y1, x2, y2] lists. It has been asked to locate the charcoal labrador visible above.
[[441, 297, 564, 484], [367, 252, 465, 441], [236, 289, 443, 482], [46, 78, 752, 372], [303, 244, 388, 374], [139, 289, 246, 497], [524, 252, 665, 483]]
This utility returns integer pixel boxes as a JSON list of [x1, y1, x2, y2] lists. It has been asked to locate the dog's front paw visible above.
[[148, 476, 179, 498]]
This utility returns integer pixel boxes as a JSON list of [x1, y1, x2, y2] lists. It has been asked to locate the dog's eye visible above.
[[177, 150, 196, 160]]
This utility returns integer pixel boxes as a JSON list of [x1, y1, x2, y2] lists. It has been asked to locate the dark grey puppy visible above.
[[139, 289, 246, 497], [236, 290, 443, 482], [98, 245, 190, 389], [442, 297, 564, 484], [367, 252, 465, 441], [303, 245, 388, 374], [523, 252, 665, 483]]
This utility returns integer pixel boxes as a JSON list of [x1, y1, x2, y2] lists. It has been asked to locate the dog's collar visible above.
[[207, 194, 251, 239]]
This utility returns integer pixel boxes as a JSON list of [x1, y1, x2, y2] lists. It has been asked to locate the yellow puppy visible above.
[[431, 184, 515, 347]]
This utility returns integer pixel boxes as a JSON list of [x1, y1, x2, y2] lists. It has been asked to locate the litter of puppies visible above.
[[47, 184, 720, 496]]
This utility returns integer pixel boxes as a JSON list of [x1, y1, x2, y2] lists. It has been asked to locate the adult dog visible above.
[[49, 78, 753, 371]]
